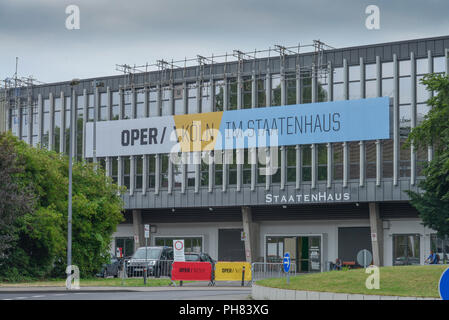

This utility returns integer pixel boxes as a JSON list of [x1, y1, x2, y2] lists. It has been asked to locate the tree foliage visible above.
[[406, 73, 449, 237], [0, 132, 124, 280]]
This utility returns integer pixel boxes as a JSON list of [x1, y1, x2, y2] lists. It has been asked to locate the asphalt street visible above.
[[0, 288, 251, 300]]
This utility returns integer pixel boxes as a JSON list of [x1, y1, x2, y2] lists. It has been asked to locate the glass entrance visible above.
[[393, 234, 420, 265], [266, 235, 321, 273]]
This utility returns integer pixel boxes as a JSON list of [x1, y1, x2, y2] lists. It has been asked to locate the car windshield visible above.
[[185, 254, 200, 261], [132, 247, 162, 260]]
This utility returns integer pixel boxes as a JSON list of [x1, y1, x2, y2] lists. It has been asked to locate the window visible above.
[[228, 79, 238, 110], [302, 146, 311, 182], [382, 140, 393, 178], [242, 78, 252, 109], [123, 90, 132, 119], [271, 148, 281, 184], [349, 81, 360, 100], [76, 95, 84, 160], [286, 75, 296, 105], [365, 64, 377, 80], [64, 96, 71, 154], [111, 91, 120, 120], [242, 149, 251, 185], [160, 154, 169, 188], [136, 89, 145, 118], [399, 60, 411, 76], [149, 88, 158, 117], [115, 237, 135, 258], [366, 80, 377, 98], [201, 82, 212, 113], [135, 156, 143, 190], [317, 144, 327, 181], [161, 87, 171, 116], [257, 148, 267, 184], [87, 94, 94, 121], [271, 75, 281, 106], [366, 141, 376, 179], [174, 85, 184, 115], [54, 97, 61, 152], [382, 62, 393, 78], [43, 99, 50, 148], [111, 158, 118, 184], [349, 65, 360, 81], [214, 151, 223, 187], [393, 234, 420, 266], [301, 74, 312, 103], [31, 102, 39, 147], [286, 146, 296, 183], [187, 83, 197, 114], [99, 92, 108, 121], [434, 56, 446, 74], [20, 105, 28, 142], [256, 77, 266, 107], [382, 78, 394, 98], [349, 142, 359, 180], [214, 80, 224, 111], [155, 237, 203, 253], [399, 77, 411, 104], [200, 155, 209, 187], [10, 108, 19, 137], [173, 153, 183, 189], [148, 155, 156, 189], [430, 234, 449, 264], [416, 58, 428, 75], [333, 143, 343, 180], [123, 157, 130, 190], [228, 150, 237, 185]]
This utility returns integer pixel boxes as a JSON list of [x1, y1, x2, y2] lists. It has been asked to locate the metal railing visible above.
[[121, 259, 174, 280], [251, 262, 297, 282]]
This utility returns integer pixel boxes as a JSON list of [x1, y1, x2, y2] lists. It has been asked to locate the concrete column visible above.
[[242, 206, 260, 263], [132, 209, 144, 251], [369, 202, 384, 266]]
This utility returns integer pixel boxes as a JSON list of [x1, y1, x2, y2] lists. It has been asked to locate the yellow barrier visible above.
[[214, 262, 252, 281]]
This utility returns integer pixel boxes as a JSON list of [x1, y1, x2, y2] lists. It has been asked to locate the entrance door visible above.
[[393, 234, 420, 265], [338, 227, 372, 265], [218, 229, 245, 261]]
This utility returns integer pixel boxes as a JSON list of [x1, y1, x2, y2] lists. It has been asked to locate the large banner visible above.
[[85, 97, 390, 157]]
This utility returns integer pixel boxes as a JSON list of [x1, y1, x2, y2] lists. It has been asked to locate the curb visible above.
[[251, 284, 440, 300]]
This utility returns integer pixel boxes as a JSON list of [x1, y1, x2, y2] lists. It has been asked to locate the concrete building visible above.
[[2, 35, 449, 271]]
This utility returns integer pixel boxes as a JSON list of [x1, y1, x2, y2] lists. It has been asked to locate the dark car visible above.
[[96, 256, 121, 278], [184, 252, 215, 265], [126, 246, 173, 278]]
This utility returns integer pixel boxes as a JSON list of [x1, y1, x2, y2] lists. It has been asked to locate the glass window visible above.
[[76, 96, 84, 160], [242, 149, 251, 185], [161, 87, 171, 116], [123, 157, 130, 190], [10, 108, 18, 137], [123, 90, 132, 119], [64, 97, 71, 154], [99, 92, 108, 121], [399, 77, 411, 104], [148, 155, 156, 189], [242, 78, 252, 109], [257, 78, 266, 107], [257, 148, 266, 184], [416, 58, 428, 75], [365, 64, 377, 80], [382, 62, 393, 78], [228, 150, 237, 185], [349, 65, 360, 81], [201, 82, 212, 113], [135, 157, 143, 190], [393, 234, 420, 266], [228, 79, 238, 110], [54, 108, 61, 152], [286, 76, 297, 105], [214, 80, 224, 111], [434, 56, 446, 73], [365, 141, 376, 179], [187, 161, 195, 187], [430, 234, 449, 264], [271, 76, 281, 106], [301, 76, 312, 103], [214, 155, 223, 187], [271, 148, 281, 184], [349, 142, 359, 180], [417, 76, 429, 103], [200, 156, 209, 187], [160, 154, 169, 188], [333, 68, 344, 83], [111, 91, 120, 120], [111, 158, 118, 184], [399, 60, 411, 76], [302, 146, 311, 182], [149, 88, 158, 117], [155, 237, 202, 253], [136, 90, 145, 118], [286, 146, 296, 183], [382, 78, 394, 98], [382, 140, 393, 178], [366, 80, 377, 98], [20, 106, 29, 140], [333, 143, 343, 180], [187, 84, 198, 114], [417, 103, 430, 124], [317, 144, 327, 181], [349, 81, 360, 100], [333, 83, 344, 101]]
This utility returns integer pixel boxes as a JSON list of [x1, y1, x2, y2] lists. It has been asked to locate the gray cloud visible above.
[[0, 0, 448, 82]]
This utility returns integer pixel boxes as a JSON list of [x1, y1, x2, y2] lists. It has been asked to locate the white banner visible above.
[[85, 116, 178, 157]]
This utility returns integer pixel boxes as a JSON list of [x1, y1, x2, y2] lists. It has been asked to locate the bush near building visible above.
[[0, 132, 124, 281]]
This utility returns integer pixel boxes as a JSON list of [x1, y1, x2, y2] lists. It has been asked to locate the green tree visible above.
[[406, 74, 449, 237], [0, 132, 124, 280]]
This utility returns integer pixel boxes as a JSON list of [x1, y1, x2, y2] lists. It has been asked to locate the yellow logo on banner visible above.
[[173, 112, 223, 152], [214, 262, 252, 281]]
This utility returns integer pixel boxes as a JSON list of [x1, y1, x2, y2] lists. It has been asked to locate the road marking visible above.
[[2, 299, 13, 300], [15, 297, 27, 299], [53, 293, 67, 296], [32, 295, 45, 298]]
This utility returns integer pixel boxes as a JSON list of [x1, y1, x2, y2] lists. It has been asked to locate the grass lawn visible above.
[[256, 265, 448, 298], [0, 277, 180, 287]]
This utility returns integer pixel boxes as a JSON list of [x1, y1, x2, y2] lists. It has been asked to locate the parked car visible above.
[[126, 246, 173, 278], [96, 256, 121, 278]]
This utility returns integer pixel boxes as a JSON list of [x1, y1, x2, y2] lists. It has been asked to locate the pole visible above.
[[93, 85, 97, 164], [144, 238, 148, 285], [67, 86, 75, 289], [241, 266, 245, 287]]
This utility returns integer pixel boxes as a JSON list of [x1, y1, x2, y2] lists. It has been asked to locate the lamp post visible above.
[[67, 78, 80, 289]]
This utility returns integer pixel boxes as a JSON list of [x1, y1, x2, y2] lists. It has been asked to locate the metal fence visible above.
[[251, 262, 297, 282], [121, 259, 174, 279]]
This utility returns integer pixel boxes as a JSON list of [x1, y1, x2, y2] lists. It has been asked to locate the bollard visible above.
[[143, 267, 147, 285], [241, 266, 245, 287]]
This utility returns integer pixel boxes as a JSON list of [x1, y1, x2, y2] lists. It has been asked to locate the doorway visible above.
[[393, 234, 420, 265], [218, 229, 246, 261], [265, 235, 322, 273]]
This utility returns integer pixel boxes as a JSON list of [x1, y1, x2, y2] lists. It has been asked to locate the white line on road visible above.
[[32, 295, 45, 298]]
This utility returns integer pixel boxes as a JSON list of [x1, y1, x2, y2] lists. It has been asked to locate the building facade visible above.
[[3, 35, 449, 271]]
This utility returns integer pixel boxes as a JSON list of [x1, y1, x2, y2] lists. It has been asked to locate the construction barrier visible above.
[[171, 261, 212, 281], [214, 262, 252, 281]]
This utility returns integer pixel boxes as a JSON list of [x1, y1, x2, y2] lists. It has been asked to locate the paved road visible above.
[[0, 288, 251, 300]]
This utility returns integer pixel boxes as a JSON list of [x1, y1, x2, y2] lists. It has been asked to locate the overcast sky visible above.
[[0, 0, 448, 83]]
